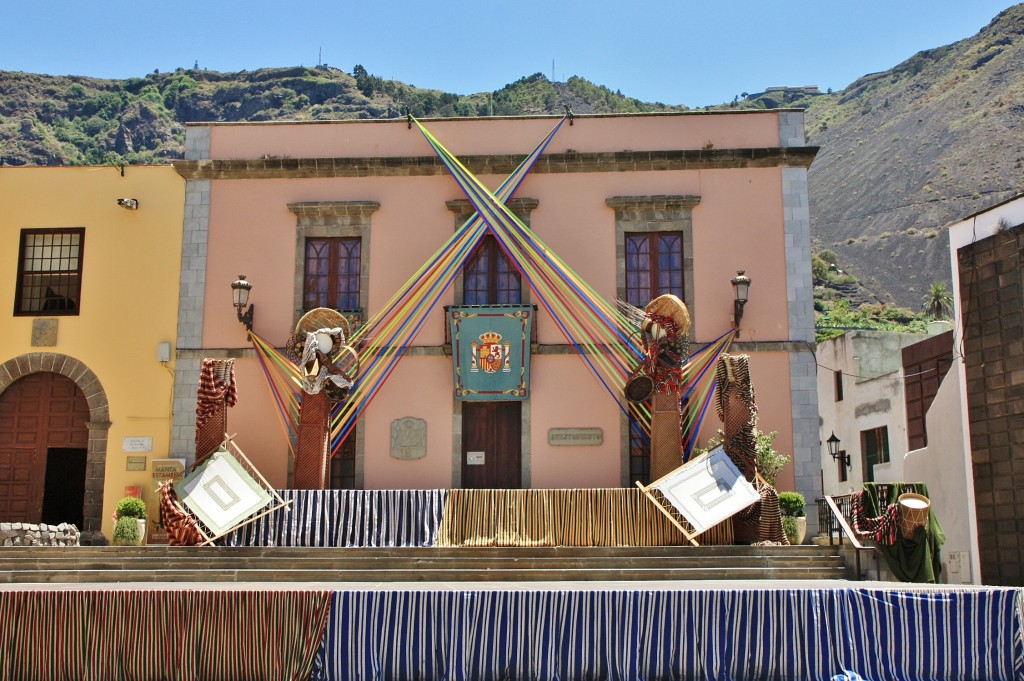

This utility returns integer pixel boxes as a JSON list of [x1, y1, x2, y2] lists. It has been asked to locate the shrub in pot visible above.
[[112, 515, 141, 546], [778, 491, 805, 518], [781, 516, 802, 545], [778, 491, 806, 544], [115, 496, 147, 520], [113, 496, 147, 546]]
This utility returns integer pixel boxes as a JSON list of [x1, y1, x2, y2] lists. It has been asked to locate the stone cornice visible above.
[[446, 198, 539, 214], [606, 195, 701, 211], [287, 201, 380, 218], [172, 147, 818, 181]]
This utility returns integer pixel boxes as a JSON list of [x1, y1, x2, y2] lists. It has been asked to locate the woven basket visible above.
[[295, 307, 350, 338], [625, 373, 654, 403]]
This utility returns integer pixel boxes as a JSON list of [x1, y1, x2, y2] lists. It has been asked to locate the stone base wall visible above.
[[1, 522, 80, 547]]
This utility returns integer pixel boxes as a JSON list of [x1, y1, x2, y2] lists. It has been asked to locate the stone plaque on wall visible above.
[[31, 319, 58, 347], [548, 428, 603, 446], [390, 417, 427, 460], [123, 436, 153, 453]]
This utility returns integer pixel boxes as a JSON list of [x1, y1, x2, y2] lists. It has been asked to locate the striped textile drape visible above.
[[0, 589, 331, 681], [311, 587, 1024, 681], [436, 488, 687, 547], [221, 489, 448, 547]]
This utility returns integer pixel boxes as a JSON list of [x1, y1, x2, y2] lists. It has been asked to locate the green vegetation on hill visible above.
[[0, 65, 684, 167], [812, 249, 930, 342]]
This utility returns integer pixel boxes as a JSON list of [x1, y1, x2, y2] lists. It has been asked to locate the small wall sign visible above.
[[122, 436, 153, 453], [125, 456, 147, 472], [152, 459, 186, 481], [548, 428, 603, 446], [466, 451, 486, 465]]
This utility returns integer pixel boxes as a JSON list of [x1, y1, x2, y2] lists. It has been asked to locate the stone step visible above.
[[0, 564, 850, 584], [0, 544, 851, 584], [0, 554, 847, 571], [0, 544, 840, 558]]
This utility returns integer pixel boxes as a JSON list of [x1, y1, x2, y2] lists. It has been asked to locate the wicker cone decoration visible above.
[[714, 353, 788, 545], [287, 308, 359, 402], [644, 294, 691, 337]]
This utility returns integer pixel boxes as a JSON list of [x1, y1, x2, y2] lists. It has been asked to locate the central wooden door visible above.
[[0, 373, 89, 524], [461, 402, 521, 489]]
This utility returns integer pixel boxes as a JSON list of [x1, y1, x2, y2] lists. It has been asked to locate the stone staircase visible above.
[[0, 544, 851, 584]]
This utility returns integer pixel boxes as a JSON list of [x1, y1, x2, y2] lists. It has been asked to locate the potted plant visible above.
[[113, 496, 147, 546], [112, 515, 141, 546], [778, 491, 806, 545]]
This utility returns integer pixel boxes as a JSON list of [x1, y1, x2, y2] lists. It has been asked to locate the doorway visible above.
[[42, 447, 87, 527], [461, 402, 521, 489], [0, 372, 90, 524]]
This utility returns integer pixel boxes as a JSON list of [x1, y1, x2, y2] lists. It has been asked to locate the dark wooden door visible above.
[[461, 402, 521, 489], [0, 373, 89, 523]]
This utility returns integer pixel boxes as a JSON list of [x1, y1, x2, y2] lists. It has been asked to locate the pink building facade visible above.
[[171, 111, 820, 516]]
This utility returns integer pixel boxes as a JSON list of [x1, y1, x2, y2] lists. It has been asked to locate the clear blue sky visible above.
[[3, 1, 1018, 107]]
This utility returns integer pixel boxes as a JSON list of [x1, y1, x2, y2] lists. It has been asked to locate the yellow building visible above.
[[0, 165, 183, 544]]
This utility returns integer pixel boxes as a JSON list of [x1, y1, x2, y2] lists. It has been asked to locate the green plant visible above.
[[115, 496, 147, 520], [697, 429, 791, 487], [781, 515, 801, 544], [112, 516, 141, 545], [778, 491, 806, 517], [923, 281, 953, 320]]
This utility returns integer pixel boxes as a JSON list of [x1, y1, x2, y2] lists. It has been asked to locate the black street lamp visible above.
[[826, 431, 850, 469], [731, 270, 751, 337], [231, 275, 254, 331]]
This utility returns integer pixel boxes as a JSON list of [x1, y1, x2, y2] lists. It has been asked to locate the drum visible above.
[[897, 492, 931, 540]]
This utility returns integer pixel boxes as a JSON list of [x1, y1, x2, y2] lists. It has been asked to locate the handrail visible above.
[[818, 494, 878, 580]]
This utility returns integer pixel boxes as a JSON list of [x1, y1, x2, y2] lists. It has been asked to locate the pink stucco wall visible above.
[[529, 356, 622, 488], [362, 356, 455, 489], [202, 169, 789, 349], [205, 113, 782, 161], [194, 112, 799, 489]]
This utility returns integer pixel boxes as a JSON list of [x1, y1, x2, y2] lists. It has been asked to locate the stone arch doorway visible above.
[[0, 354, 110, 544]]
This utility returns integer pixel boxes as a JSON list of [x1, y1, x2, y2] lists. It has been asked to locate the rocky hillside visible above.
[[799, 4, 1024, 308], [2, 5, 1023, 308], [0, 67, 681, 166]]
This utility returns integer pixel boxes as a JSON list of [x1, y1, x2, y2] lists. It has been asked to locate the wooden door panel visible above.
[[0, 373, 90, 523], [0, 448, 41, 521], [462, 402, 521, 489]]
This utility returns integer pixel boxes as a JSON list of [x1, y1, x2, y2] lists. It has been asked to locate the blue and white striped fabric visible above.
[[311, 587, 1024, 681], [222, 489, 448, 547]]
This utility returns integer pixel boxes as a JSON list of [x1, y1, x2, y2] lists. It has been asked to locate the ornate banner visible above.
[[449, 305, 532, 400]]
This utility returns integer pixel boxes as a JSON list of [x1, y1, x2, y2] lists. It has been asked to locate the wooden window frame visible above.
[[624, 231, 685, 308], [14, 228, 85, 316], [462, 235, 522, 306], [302, 236, 361, 313], [860, 426, 890, 482]]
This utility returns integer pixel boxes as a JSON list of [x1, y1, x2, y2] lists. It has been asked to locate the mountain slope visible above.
[[3, 6, 1024, 309], [801, 4, 1024, 308]]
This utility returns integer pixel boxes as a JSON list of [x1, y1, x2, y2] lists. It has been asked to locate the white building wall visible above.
[[903, 366, 976, 584], [946, 194, 1024, 585], [817, 331, 926, 497]]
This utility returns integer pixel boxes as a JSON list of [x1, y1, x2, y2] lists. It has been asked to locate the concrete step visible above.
[[0, 545, 850, 584], [0, 565, 851, 584], [0, 544, 839, 557]]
